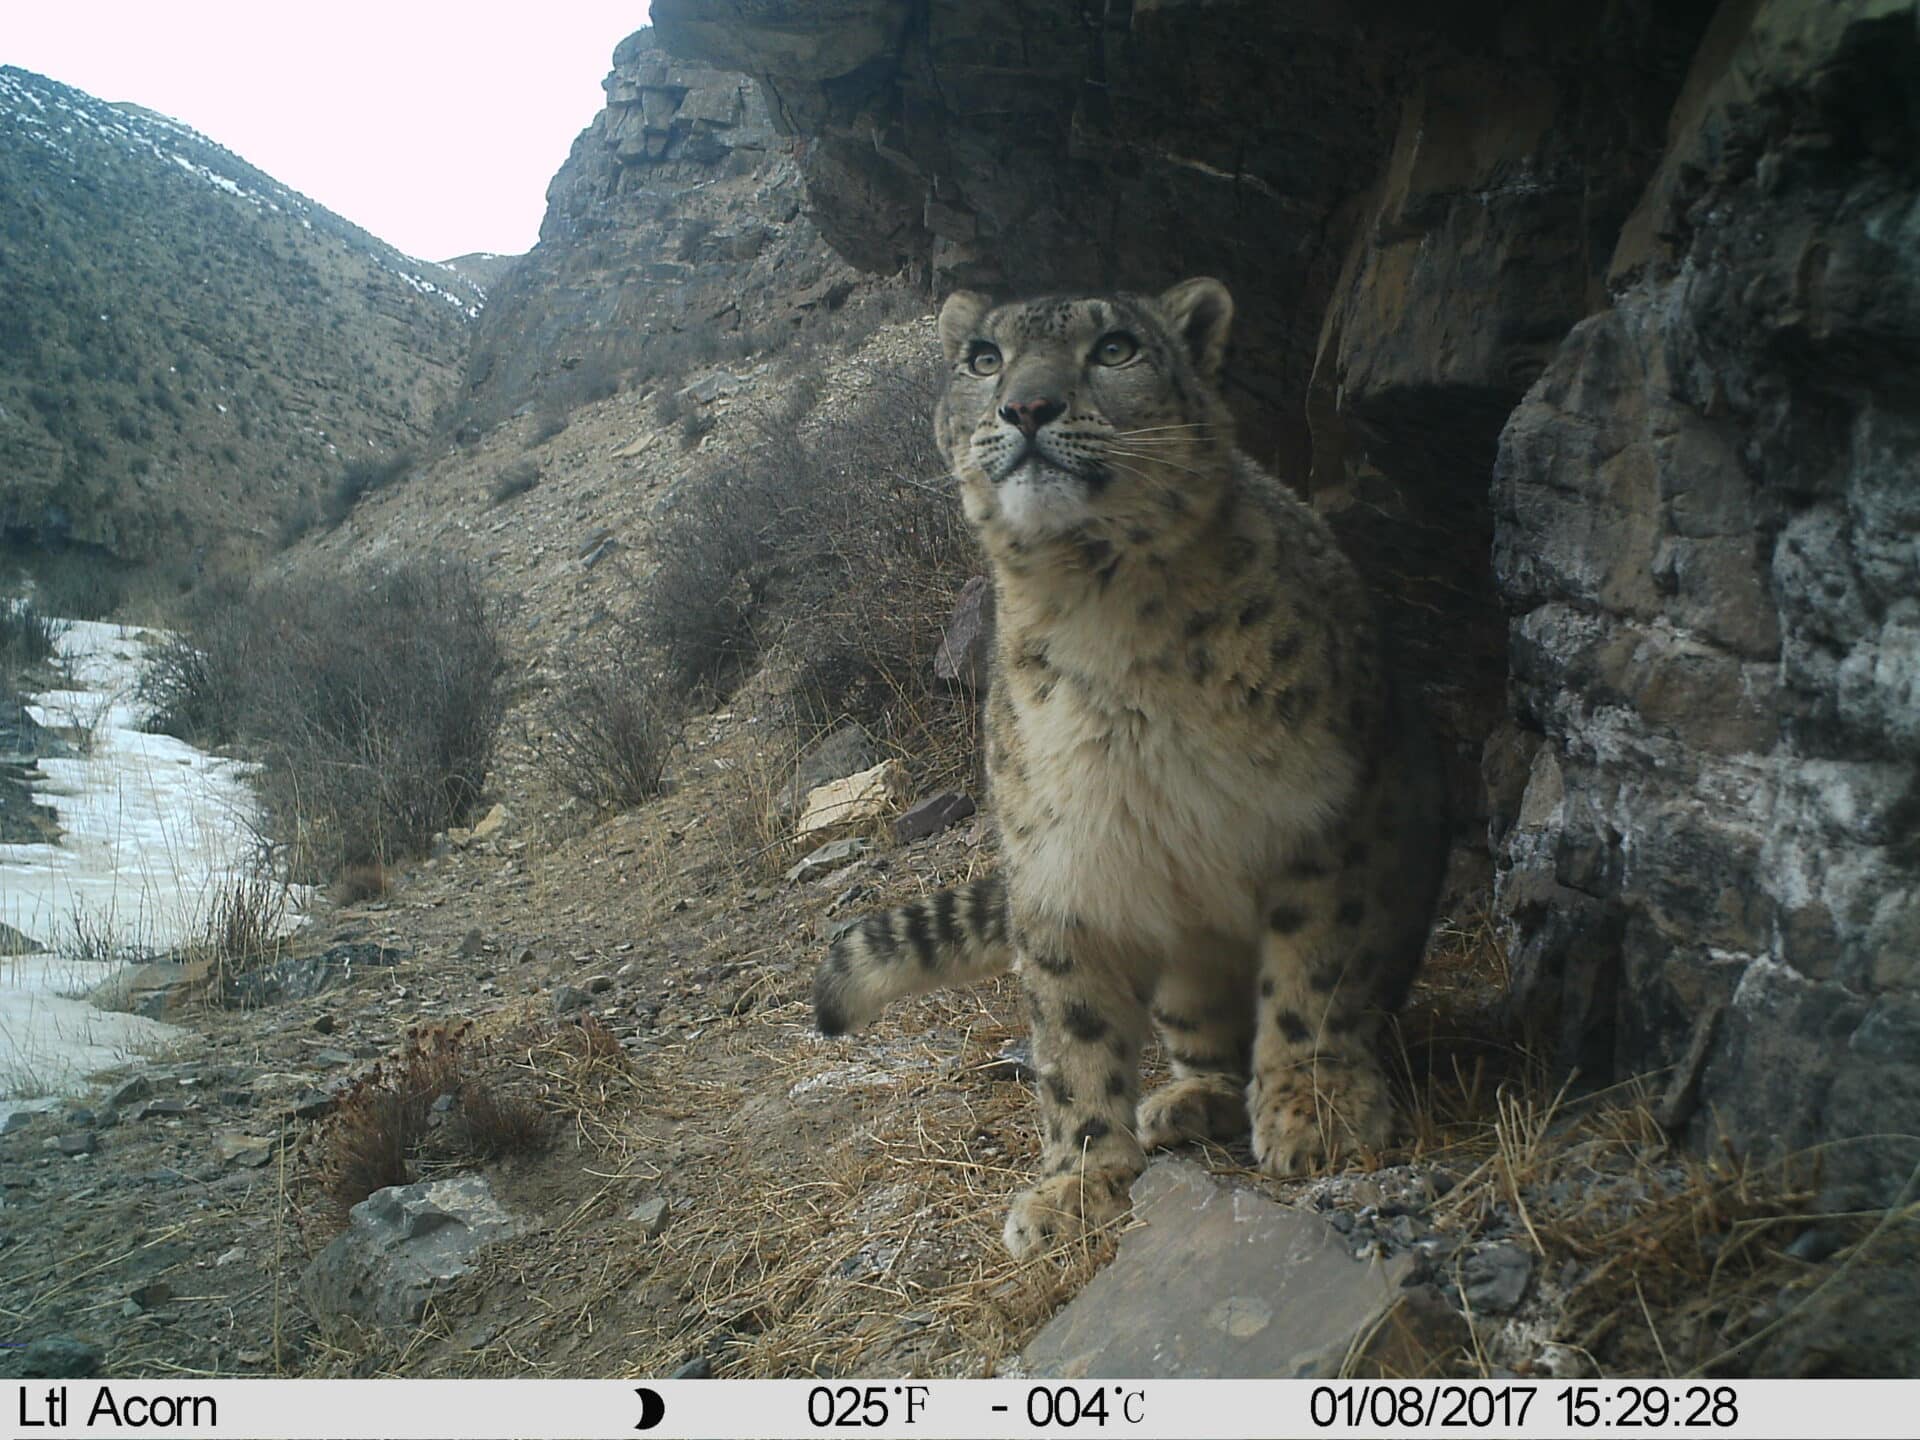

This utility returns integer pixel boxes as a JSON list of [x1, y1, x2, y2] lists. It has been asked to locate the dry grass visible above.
[[198, 868, 295, 999], [328, 861, 390, 905], [302, 1021, 564, 1232], [445, 986, 1119, 1380]]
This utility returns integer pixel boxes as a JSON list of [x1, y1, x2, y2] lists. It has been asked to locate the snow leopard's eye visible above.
[[967, 342, 1002, 377], [1092, 331, 1139, 367]]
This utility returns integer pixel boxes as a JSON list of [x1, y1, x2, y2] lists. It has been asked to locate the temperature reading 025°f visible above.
[[806, 1384, 930, 1428]]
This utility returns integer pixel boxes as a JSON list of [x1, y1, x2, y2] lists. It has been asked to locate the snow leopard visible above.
[[813, 278, 1447, 1257]]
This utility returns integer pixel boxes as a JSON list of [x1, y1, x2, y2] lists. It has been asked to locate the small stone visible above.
[[1785, 1226, 1845, 1263], [893, 791, 976, 844], [104, 1076, 152, 1110], [216, 1246, 246, 1267], [553, 985, 591, 1016], [672, 1355, 714, 1379], [65, 1107, 96, 1128], [586, 974, 615, 994], [215, 1133, 274, 1168], [979, 1039, 1036, 1084], [627, 1196, 671, 1237], [312, 1048, 356, 1067], [1462, 1242, 1533, 1315], [1, 1110, 34, 1135], [787, 837, 869, 884], [313, 1014, 337, 1035], [293, 1087, 337, 1121], [128, 1280, 172, 1310], [20, 1336, 103, 1379], [459, 928, 487, 957], [934, 574, 993, 689], [795, 760, 909, 840], [681, 369, 740, 404], [53, 1132, 98, 1156]]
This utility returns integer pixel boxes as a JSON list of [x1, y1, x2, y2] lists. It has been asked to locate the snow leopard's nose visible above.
[[999, 397, 1064, 438]]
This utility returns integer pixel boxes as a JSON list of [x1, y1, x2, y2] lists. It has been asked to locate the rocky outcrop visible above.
[[652, 0, 1920, 1189], [651, 0, 1716, 867], [1491, 0, 1920, 1199], [460, 30, 862, 427]]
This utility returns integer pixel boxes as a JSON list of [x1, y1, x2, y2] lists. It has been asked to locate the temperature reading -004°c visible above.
[[992, 1385, 1149, 1427]]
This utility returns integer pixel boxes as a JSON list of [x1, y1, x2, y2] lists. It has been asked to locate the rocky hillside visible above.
[[0, 67, 480, 590], [651, 0, 1920, 1200], [458, 29, 867, 431]]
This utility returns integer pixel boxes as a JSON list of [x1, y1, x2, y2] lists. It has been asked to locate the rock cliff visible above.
[[459, 30, 863, 428], [1492, 0, 1920, 1199], [652, 0, 1920, 1191]]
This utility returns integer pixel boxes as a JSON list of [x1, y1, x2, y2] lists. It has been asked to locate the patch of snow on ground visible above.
[[1, 621, 304, 1111]]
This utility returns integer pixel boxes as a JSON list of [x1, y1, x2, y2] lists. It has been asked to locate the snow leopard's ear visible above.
[[1157, 277, 1234, 383], [938, 291, 992, 365]]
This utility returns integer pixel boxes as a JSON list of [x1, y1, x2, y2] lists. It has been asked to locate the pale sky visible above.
[[4, 1, 650, 261]]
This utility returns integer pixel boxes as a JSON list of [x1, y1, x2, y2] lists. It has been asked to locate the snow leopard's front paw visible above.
[[1249, 1058, 1392, 1176], [1002, 1165, 1136, 1258]]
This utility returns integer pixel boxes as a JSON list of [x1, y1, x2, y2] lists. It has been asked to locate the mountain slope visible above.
[[0, 67, 481, 586]]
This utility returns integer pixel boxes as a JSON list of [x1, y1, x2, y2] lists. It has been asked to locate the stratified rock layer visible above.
[[1492, 0, 1920, 1199]]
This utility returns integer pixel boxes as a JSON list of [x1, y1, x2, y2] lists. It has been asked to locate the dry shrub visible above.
[[490, 459, 541, 506], [453, 1080, 549, 1160], [141, 563, 506, 879], [329, 861, 390, 904], [322, 449, 415, 526], [307, 1022, 552, 1228], [310, 1023, 471, 1226], [1, 596, 63, 673], [541, 647, 680, 810], [640, 352, 977, 790]]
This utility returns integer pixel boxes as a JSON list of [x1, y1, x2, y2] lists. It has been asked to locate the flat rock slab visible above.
[[796, 760, 907, 840], [1024, 1159, 1415, 1378], [302, 1174, 523, 1334]]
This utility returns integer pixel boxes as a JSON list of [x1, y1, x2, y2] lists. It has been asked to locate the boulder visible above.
[[302, 1175, 524, 1334], [1490, 0, 1920, 1201]]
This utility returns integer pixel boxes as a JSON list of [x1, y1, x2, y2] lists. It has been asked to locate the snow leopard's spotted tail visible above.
[[813, 876, 1012, 1035]]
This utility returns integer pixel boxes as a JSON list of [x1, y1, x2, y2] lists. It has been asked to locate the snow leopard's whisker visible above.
[[1104, 449, 1212, 481]]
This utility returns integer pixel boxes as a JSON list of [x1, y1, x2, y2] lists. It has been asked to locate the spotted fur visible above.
[[812, 279, 1447, 1257]]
